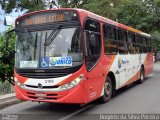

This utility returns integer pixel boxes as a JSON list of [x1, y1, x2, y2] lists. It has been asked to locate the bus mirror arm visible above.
[[5, 29, 16, 54]]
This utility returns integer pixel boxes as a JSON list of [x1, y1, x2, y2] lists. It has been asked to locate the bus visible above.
[[5, 8, 153, 104]]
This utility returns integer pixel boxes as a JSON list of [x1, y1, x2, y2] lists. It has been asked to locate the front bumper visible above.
[[15, 84, 87, 104]]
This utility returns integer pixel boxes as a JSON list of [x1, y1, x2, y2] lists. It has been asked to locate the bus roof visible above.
[[16, 8, 151, 37]]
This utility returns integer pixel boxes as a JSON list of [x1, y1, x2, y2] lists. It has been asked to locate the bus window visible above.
[[103, 24, 116, 40], [149, 38, 152, 45], [88, 33, 101, 56], [85, 19, 100, 32], [136, 35, 142, 44], [143, 45, 148, 53], [117, 28, 126, 41], [103, 24, 117, 54], [148, 46, 152, 52], [84, 19, 101, 70], [104, 40, 117, 54], [146, 37, 151, 45], [145, 37, 148, 45], [127, 32, 135, 53], [132, 43, 139, 54], [137, 44, 143, 53], [117, 28, 127, 54], [118, 42, 127, 54], [142, 37, 146, 45], [147, 37, 152, 52], [135, 35, 142, 53]]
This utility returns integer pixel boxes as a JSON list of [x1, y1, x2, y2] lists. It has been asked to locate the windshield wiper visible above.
[[24, 27, 35, 46], [33, 33, 38, 60], [44, 25, 61, 46]]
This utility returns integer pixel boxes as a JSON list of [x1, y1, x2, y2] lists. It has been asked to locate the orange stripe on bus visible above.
[[128, 27, 141, 33]]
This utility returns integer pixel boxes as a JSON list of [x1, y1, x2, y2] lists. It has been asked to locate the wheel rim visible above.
[[104, 80, 111, 96]]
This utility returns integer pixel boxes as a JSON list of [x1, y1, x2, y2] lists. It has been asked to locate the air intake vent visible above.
[[18, 72, 67, 79], [25, 85, 60, 89]]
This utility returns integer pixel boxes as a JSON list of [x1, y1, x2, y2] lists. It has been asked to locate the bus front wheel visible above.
[[100, 76, 113, 103]]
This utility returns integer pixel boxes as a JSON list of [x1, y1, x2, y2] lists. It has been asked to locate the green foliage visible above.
[[0, 0, 88, 13], [59, 0, 89, 8], [151, 31, 160, 52], [82, 0, 127, 21], [1, 0, 46, 13], [0, 27, 15, 83], [117, 0, 160, 33]]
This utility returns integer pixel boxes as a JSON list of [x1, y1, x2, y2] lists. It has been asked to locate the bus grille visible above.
[[26, 92, 60, 100], [25, 85, 60, 89], [18, 72, 67, 79]]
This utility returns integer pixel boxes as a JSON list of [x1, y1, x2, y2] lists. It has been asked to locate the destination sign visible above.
[[16, 11, 79, 27]]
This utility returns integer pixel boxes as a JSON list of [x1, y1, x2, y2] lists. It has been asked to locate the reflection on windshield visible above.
[[15, 27, 83, 69]]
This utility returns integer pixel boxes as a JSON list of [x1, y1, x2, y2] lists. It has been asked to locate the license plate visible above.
[[36, 93, 47, 97]]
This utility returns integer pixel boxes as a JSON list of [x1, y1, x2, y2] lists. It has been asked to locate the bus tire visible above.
[[100, 76, 113, 103], [138, 67, 144, 84]]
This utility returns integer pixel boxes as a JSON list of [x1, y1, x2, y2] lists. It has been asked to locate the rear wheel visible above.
[[138, 67, 144, 84], [100, 76, 113, 103]]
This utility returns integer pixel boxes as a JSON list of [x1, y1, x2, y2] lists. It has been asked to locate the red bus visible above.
[[6, 8, 153, 104]]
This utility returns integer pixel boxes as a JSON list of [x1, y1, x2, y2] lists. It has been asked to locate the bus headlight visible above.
[[60, 74, 85, 90], [14, 77, 24, 88]]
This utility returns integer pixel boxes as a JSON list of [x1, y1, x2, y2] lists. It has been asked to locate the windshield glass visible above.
[[15, 27, 83, 69]]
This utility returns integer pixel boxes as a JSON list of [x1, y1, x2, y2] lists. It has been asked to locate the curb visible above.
[[0, 93, 21, 109]]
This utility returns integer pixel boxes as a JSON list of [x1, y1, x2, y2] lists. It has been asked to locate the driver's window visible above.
[[87, 33, 101, 56], [84, 19, 101, 71]]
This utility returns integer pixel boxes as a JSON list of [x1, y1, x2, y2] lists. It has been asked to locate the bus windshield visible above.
[[15, 27, 83, 69]]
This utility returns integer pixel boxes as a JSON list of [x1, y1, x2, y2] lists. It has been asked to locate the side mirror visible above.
[[4, 16, 15, 26], [5, 29, 16, 54]]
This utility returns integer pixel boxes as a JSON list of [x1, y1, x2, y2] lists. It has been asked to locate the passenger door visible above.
[[84, 19, 105, 102]]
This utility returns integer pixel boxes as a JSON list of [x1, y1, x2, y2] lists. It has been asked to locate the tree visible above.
[[152, 31, 160, 52], [0, 0, 46, 13], [82, 0, 128, 21], [59, 0, 88, 8], [0, 0, 88, 14], [0, 27, 15, 84]]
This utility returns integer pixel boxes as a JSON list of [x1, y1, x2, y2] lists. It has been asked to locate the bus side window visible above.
[[136, 35, 142, 53], [103, 24, 117, 54], [148, 38, 152, 53], [142, 36, 147, 53], [84, 19, 101, 70], [146, 37, 152, 53], [117, 28, 127, 54], [142, 36, 146, 45], [127, 32, 135, 54], [88, 33, 101, 56]]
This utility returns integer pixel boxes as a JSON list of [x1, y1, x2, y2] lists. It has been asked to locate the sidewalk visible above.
[[0, 93, 21, 109]]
